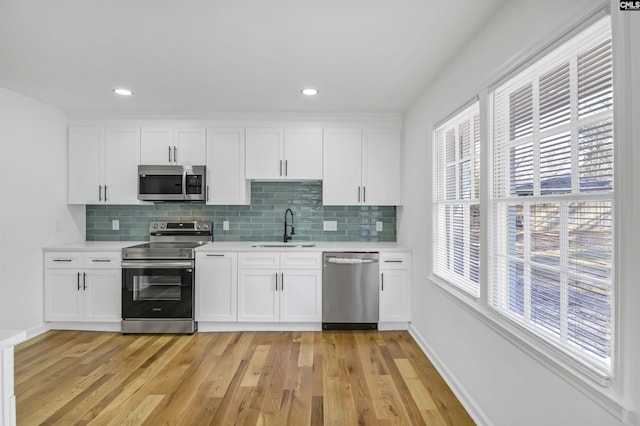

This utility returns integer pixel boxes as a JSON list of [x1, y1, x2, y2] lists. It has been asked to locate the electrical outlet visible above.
[[323, 221, 337, 231], [376, 221, 383, 232], [223, 220, 229, 231], [112, 219, 119, 231]]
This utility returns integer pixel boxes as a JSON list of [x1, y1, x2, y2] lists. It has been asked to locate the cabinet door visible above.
[[237, 270, 279, 321], [104, 127, 140, 204], [141, 128, 173, 164], [363, 129, 403, 206], [196, 253, 238, 321], [84, 269, 121, 322], [379, 269, 409, 322], [322, 129, 362, 205], [280, 270, 322, 322], [206, 128, 250, 205], [44, 270, 83, 321], [174, 128, 206, 165], [68, 127, 103, 204], [283, 128, 323, 179], [245, 128, 284, 179]]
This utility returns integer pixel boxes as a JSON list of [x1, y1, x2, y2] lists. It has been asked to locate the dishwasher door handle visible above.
[[325, 257, 378, 264]]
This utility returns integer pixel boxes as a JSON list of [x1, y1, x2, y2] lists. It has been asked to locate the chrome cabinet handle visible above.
[[281, 273, 284, 291], [206, 254, 224, 257], [279, 160, 283, 177], [207, 185, 210, 202], [98, 185, 102, 201], [381, 273, 384, 291], [91, 259, 111, 263], [275, 272, 279, 291], [83, 272, 87, 290], [53, 259, 72, 262], [384, 260, 403, 263], [168, 146, 172, 163], [357, 186, 361, 202], [77, 272, 81, 290], [363, 186, 366, 203], [104, 185, 108, 202], [174, 146, 177, 163], [285, 160, 288, 176]]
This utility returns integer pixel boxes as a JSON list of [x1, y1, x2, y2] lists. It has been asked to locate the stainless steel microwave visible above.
[[138, 165, 206, 202]]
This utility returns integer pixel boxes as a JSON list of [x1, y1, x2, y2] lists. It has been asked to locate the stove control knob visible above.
[[204, 224, 209, 229], [152, 224, 158, 229], [196, 224, 202, 229], [160, 224, 166, 229]]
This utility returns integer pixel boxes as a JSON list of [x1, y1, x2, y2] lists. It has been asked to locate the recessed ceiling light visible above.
[[301, 88, 319, 96], [113, 88, 134, 96]]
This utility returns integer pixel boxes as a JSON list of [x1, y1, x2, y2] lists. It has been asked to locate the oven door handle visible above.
[[182, 170, 188, 200], [121, 260, 194, 269]]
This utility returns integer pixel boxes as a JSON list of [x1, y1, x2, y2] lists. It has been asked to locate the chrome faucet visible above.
[[284, 208, 295, 242]]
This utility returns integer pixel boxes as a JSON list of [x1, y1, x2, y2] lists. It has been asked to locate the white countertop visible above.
[[0, 330, 27, 349], [43, 241, 409, 253], [196, 241, 410, 252], [43, 241, 145, 252]]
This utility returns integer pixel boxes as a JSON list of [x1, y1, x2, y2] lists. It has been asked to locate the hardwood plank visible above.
[[378, 345, 426, 426], [240, 344, 270, 387], [119, 394, 164, 426], [298, 331, 314, 367]]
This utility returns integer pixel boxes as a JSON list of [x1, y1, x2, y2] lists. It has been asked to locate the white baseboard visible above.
[[46, 322, 121, 332], [408, 324, 493, 426], [24, 324, 49, 340]]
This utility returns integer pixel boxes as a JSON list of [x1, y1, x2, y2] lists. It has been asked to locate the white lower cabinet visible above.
[[195, 252, 238, 321], [237, 252, 322, 322], [44, 252, 121, 322], [379, 252, 411, 323]]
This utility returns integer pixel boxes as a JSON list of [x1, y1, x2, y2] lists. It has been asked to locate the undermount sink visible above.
[[251, 244, 316, 248]]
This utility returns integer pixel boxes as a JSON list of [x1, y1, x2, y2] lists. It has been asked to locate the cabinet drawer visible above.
[[238, 252, 280, 269], [44, 252, 83, 269], [379, 252, 410, 269], [84, 252, 121, 269], [280, 252, 322, 269]]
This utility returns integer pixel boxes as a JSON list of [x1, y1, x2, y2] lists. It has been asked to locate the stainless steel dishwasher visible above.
[[322, 252, 379, 330]]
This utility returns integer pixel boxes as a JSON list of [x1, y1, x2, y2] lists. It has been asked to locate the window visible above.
[[433, 102, 481, 296], [489, 17, 613, 372]]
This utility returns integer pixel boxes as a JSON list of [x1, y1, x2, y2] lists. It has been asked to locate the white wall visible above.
[[400, 1, 638, 425], [0, 88, 85, 334]]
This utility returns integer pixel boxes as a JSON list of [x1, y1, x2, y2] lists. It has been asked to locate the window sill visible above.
[[427, 274, 633, 423]]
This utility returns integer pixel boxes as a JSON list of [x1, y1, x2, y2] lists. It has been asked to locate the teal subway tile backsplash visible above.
[[86, 181, 396, 242]]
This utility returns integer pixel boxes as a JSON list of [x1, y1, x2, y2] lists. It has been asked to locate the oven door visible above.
[[122, 260, 194, 319]]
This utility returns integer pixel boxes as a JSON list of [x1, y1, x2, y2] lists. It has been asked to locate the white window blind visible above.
[[433, 102, 480, 296], [489, 17, 613, 373]]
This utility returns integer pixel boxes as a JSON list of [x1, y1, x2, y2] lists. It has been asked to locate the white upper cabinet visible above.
[[362, 129, 403, 206], [245, 128, 282, 179], [283, 128, 323, 179], [68, 127, 140, 204], [205, 128, 250, 205], [140, 127, 206, 165], [322, 129, 362, 205], [245, 128, 322, 180], [104, 128, 142, 204], [323, 128, 402, 206]]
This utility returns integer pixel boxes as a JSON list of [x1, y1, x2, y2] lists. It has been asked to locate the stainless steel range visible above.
[[121, 220, 213, 334]]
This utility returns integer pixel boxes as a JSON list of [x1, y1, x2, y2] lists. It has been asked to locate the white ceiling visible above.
[[0, 0, 506, 117]]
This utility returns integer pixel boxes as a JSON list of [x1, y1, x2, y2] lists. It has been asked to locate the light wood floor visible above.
[[14, 330, 474, 425]]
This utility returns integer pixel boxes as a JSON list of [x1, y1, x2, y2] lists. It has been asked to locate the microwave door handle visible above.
[[182, 170, 187, 199]]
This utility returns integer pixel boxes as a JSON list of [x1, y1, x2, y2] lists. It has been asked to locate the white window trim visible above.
[[426, 4, 636, 422]]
